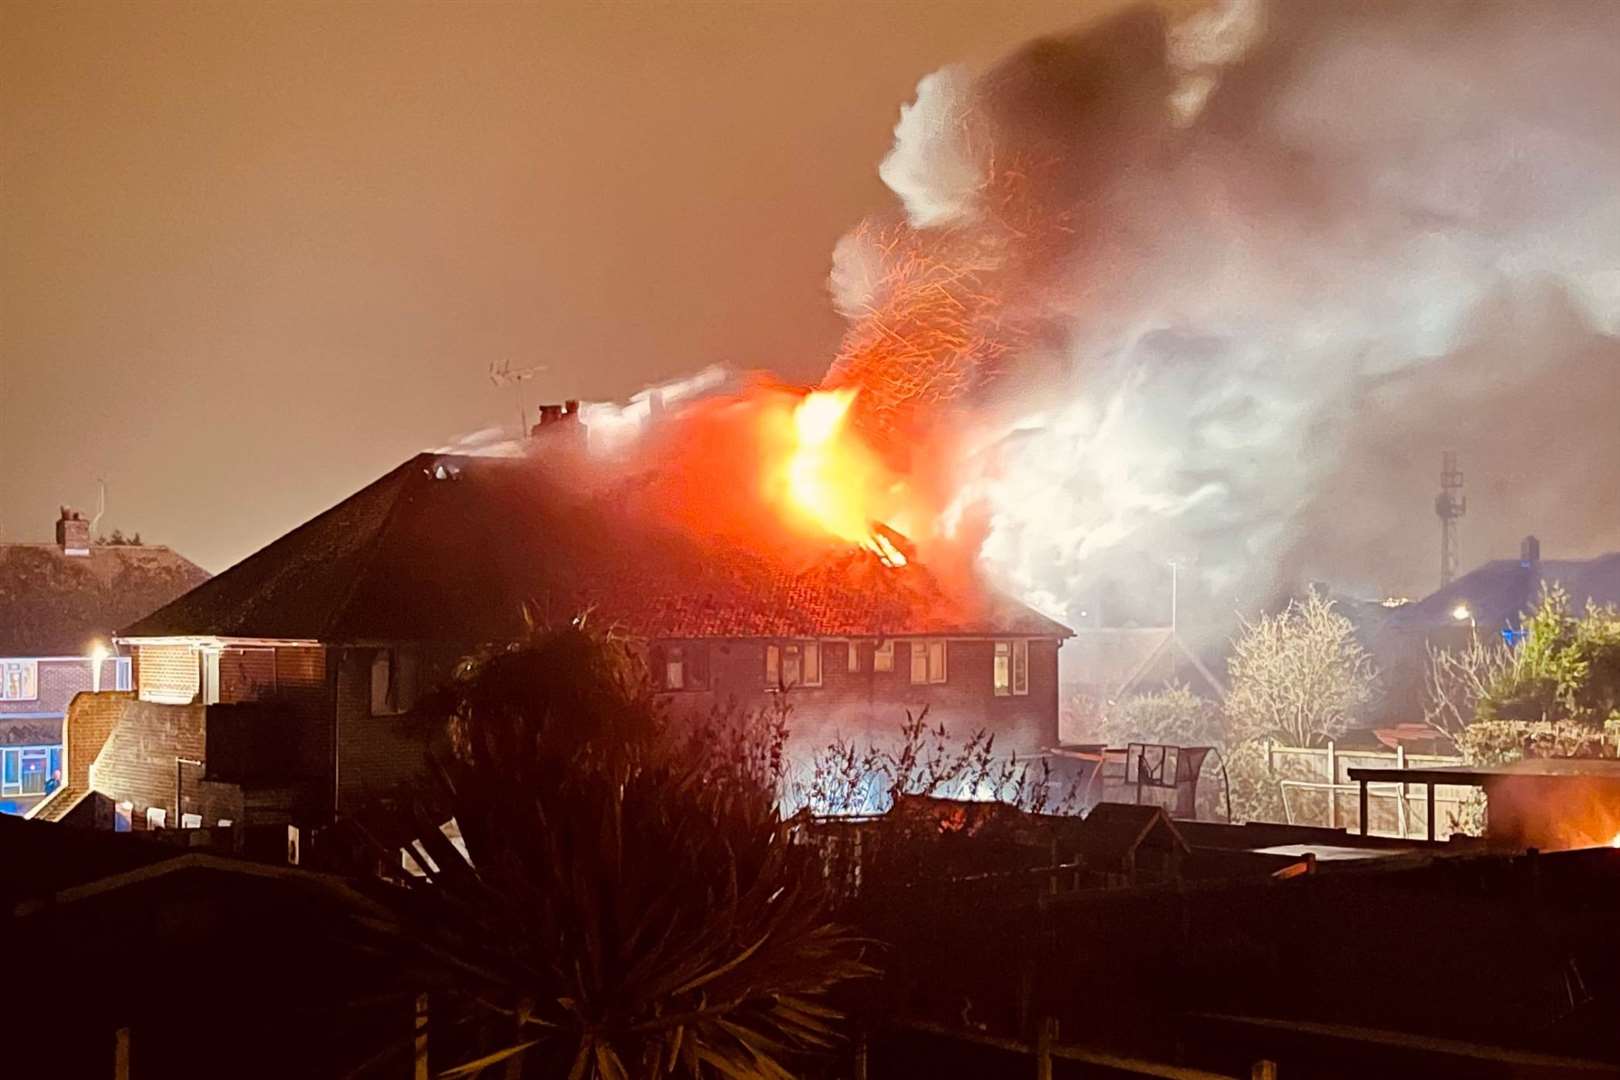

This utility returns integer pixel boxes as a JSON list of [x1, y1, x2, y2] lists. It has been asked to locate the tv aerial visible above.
[[488, 361, 549, 434]]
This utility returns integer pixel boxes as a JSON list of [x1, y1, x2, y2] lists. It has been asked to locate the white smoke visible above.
[[877, 66, 983, 230], [857, 0, 1620, 630]]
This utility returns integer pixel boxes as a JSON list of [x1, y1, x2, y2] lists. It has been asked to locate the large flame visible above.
[[777, 388, 908, 564]]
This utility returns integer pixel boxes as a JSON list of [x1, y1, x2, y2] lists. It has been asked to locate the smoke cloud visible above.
[[832, 0, 1620, 635]]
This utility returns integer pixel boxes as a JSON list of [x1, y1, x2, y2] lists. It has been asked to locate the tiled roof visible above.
[[0, 543, 209, 656], [123, 453, 1071, 643], [1389, 553, 1620, 635]]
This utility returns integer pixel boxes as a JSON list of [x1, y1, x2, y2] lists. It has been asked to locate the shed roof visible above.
[[122, 452, 1071, 643], [1349, 758, 1620, 786]]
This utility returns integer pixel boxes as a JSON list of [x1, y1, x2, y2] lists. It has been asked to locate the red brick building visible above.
[[0, 510, 207, 814], [71, 452, 1066, 832]]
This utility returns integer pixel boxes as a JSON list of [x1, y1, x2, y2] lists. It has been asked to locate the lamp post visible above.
[[1452, 603, 1476, 642]]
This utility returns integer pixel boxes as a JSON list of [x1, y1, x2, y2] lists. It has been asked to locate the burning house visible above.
[[39, 427, 1068, 832]]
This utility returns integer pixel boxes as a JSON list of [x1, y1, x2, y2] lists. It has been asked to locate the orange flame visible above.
[[777, 388, 905, 561]]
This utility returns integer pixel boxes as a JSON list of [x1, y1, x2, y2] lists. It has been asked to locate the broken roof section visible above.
[[123, 453, 1071, 643]]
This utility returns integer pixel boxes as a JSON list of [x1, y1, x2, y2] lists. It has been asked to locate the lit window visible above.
[[765, 641, 821, 689], [1, 660, 39, 701], [370, 648, 420, 716], [995, 640, 1030, 696], [909, 640, 947, 685], [651, 643, 709, 691], [1, 746, 56, 796], [873, 640, 894, 672]]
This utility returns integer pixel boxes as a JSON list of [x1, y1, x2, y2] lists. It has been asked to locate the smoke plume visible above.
[[830, 0, 1620, 635]]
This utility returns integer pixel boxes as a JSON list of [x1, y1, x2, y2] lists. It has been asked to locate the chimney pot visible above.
[[56, 507, 91, 556], [529, 400, 588, 451]]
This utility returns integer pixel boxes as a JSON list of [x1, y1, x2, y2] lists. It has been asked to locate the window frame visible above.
[[0, 659, 39, 702], [909, 639, 948, 685], [650, 642, 710, 692], [764, 640, 822, 690], [369, 647, 420, 717], [994, 640, 1030, 696], [1, 745, 56, 796], [873, 640, 895, 672]]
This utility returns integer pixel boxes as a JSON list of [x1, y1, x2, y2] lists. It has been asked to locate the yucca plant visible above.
[[362, 626, 872, 1078]]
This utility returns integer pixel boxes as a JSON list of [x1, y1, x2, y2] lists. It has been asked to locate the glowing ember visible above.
[[1610, 831, 1620, 849]]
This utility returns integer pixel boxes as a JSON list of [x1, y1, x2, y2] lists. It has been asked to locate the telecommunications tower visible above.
[[1435, 451, 1466, 588]]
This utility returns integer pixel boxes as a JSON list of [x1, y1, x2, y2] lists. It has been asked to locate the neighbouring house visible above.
[[1371, 535, 1620, 726], [0, 510, 207, 814], [56, 451, 1068, 838], [1059, 626, 1225, 743]]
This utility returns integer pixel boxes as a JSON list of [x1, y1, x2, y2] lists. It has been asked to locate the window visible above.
[[846, 640, 860, 673], [909, 640, 947, 685], [873, 640, 895, 672], [370, 648, 420, 716], [650, 643, 708, 691], [115, 658, 133, 691], [1, 746, 58, 796], [994, 640, 1030, 696], [1, 660, 38, 701], [765, 641, 821, 689]]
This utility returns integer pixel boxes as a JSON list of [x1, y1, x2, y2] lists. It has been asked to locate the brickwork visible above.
[[0, 657, 124, 718], [88, 698, 243, 828], [333, 645, 453, 812], [220, 647, 276, 703], [63, 690, 131, 789], [136, 644, 199, 704], [661, 635, 1062, 764]]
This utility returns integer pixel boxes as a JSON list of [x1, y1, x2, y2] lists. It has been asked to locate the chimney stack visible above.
[[56, 507, 91, 556], [528, 400, 587, 453], [1520, 535, 1541, 567]]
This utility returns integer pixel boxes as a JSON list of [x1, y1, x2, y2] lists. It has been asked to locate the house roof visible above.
[[1389, 552, 1620, 636], [122, 452, 1071, 644], [0, 542, 209, 656]]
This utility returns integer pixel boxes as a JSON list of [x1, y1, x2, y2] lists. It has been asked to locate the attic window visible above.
[[429, 461, 461, 481]]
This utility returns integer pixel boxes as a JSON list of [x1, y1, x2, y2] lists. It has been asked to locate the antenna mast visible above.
[[488, 361, 549, 434], [1435, 451, 1466, 588]]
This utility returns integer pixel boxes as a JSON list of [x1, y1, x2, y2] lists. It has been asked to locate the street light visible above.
[[1452, 603, 1476, 641]]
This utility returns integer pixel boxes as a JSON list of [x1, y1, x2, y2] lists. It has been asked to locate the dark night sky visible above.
[[2, 0, 1102, 572]]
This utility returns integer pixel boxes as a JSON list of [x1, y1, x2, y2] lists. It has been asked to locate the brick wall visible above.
[[62, 690, 132, 789], [333, 646, 453, 813], [0, 658, 124, 719], [136, 644, 199, 704], [88, 698, 243, 828], [219, 647, 276, 703]]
